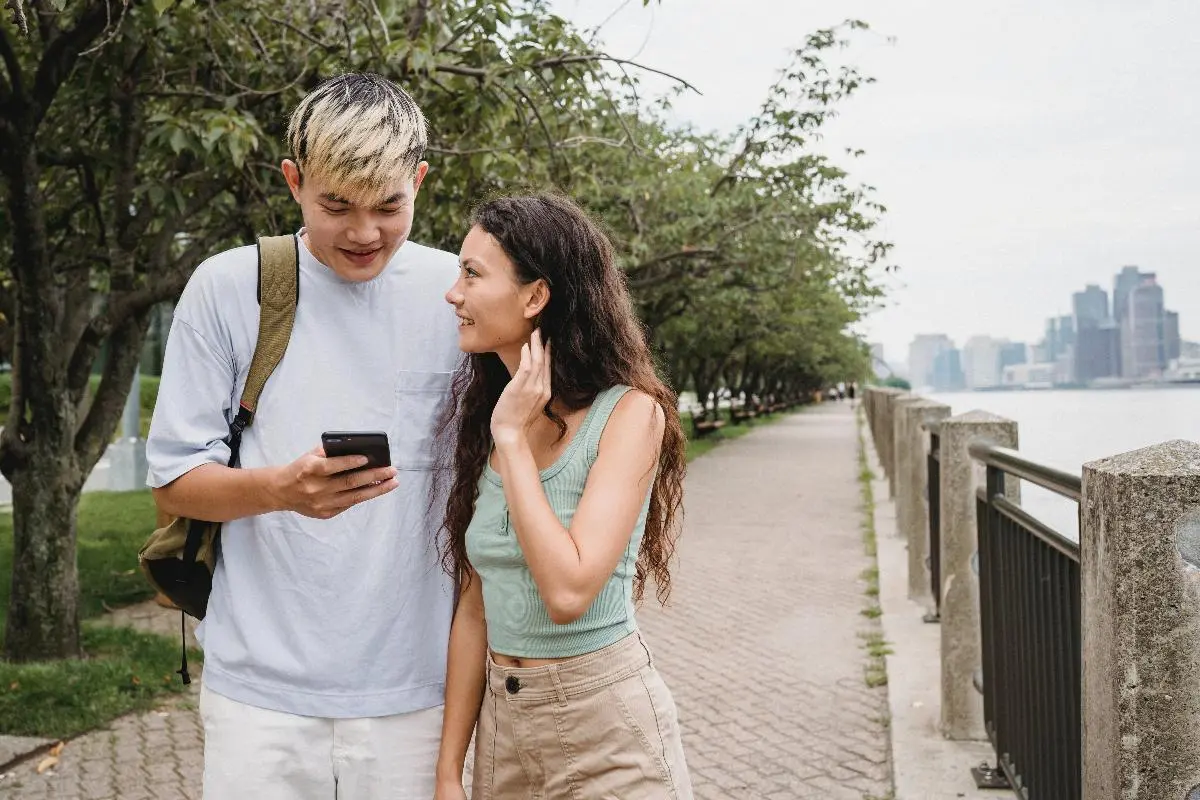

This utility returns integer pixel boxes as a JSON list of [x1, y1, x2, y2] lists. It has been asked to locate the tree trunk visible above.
[[3, 456, 84, 661]]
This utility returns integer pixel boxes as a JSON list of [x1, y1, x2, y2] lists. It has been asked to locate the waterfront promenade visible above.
[[1, 404, 896, 799]]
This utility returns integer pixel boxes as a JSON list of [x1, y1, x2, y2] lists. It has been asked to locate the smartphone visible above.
[[321, 431, 392, 473]]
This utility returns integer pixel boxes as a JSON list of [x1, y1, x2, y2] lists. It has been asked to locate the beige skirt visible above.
[[472, 631, 693, 800]]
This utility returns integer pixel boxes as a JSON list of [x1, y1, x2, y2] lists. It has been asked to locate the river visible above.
[[928, 387, 1200, 539]]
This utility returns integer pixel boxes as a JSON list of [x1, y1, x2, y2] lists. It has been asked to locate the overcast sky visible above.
[[549, 0, 1200, 367]]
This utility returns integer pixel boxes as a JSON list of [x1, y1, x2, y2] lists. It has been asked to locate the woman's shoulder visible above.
[[585, 386, 665, 459]]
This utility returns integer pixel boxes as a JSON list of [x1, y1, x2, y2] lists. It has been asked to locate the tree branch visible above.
[[74, 312, 149, 474], [0, 13, 21, 100], [3, 0, 28, 36], [534, 53, 701, 96], [32, 0, 125, 129], [625, 247, 720, 276], [433, 62, 487, 79]]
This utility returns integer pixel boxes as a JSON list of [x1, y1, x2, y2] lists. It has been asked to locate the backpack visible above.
[[138, 235, 299, 683]]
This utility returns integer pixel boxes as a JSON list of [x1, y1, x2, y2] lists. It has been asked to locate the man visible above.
[[147, 73, 460, 798]]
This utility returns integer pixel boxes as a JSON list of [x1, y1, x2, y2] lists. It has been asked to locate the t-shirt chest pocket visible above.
[[391, 370, 454, 470]]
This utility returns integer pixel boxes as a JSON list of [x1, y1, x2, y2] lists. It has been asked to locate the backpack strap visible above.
[[239, 235, 300, 420], [223, 234, 299, 464]]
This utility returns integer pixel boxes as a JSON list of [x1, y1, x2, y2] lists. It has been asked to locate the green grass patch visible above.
[[0, 491, 160, 634], [856, 406, 890, 690], [0, 625, 200, 738], [0, 490, 199, 738]]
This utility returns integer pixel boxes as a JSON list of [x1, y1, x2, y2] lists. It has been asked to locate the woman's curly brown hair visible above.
[[432, 192, 686, 604]]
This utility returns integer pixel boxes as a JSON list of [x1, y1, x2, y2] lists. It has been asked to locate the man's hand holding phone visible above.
[[268, 432, 396, 519]]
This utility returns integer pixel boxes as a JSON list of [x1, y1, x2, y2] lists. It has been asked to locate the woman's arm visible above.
[[436, 571, 489, 794], [494, 389, 665, 624]]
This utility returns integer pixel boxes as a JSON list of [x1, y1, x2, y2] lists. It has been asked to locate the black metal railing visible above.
[[927, 431, 941, 622], [969, 440, 1081, 800]]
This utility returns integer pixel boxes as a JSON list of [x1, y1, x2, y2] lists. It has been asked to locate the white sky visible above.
[[549, 0, 1200, 366]]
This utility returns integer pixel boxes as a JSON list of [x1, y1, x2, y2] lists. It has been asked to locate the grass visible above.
[[856, 405, 891, 691], [0, 625, 200, 739], [0, 491, 162, 633], [0, 490, 201, 738]]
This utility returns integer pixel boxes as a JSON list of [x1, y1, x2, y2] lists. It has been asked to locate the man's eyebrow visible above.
[[378, 193, 406, 206], [319, 192, 351, 204]]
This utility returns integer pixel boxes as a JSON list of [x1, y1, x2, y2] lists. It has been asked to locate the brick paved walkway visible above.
[[1, 403, 891, 799]]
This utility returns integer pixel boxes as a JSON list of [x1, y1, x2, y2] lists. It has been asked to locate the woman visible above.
[[433, 193, 693, 800]]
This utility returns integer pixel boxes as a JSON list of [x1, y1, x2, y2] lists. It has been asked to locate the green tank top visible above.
[[465, 385, 651, 658]]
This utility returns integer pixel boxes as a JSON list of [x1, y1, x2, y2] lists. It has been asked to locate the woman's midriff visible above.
[[490, 650, 576, 668]]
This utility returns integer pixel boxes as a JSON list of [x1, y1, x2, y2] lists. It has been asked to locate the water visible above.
[[928, 387, 1200, 539]]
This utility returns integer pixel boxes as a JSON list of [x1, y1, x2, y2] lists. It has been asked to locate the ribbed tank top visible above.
[[465, 385, 650, 658]]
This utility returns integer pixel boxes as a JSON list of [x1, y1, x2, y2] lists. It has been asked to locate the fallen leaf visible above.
[[131, 676, 141, 686], [35, 756, 58, 774], [49, 742, 65, 758], [8, 682, 18, 691]]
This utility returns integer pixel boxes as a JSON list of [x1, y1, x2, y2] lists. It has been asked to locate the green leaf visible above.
[[151, 0, 174, 15]]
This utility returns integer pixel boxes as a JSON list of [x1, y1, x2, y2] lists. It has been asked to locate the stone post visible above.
[[938, 410, 1018, 740], [865, 387, 894, 460], [891, 395, 926, 535], [1082, 440, 1200, 798], [880, 389, 909, 499], [897, 401, 952, 602]]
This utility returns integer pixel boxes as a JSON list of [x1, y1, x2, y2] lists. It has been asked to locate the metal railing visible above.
[[969, 440, 1081, 800], [926, 431, 941, 622]]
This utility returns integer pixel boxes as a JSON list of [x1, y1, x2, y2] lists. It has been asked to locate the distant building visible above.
[[1071, 283, 1116, 383], [1072, 284, 1109, 327], [1113, 265, 1143, 327], [999, 341, 1028, 369], [1183, 341, 1200, 360], [1120, 274, 1166, 379], [1002, 362, 1056, 388], [1166, 357, 1200, 382], [908, 334, 954, 390], [931, 348, 966, 392], [1165, 311, 1181, 362], [1075, 321, 1120, 383], [962, 336, 1003, 389]]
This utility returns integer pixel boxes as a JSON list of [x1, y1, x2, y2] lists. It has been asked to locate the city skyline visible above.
[[897, 265, 1193, 390]]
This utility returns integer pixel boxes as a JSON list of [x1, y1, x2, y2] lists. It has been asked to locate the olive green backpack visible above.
[[138, 235, 299, 683]]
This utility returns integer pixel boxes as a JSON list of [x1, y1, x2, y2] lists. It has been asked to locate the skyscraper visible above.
[[931, 348, 966, 392], [1072, 284, 1109, 327], [963, 336, 1003, 389], [1121, 274, 1166, 379], [1113, 265, 1143, 327], [1166, 311, 1182, 363], [1073, 283, 1116, 383], [908, 334, 954, 390]]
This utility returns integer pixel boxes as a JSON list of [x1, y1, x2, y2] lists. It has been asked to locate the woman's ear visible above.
[[523, 278, 551, 321]]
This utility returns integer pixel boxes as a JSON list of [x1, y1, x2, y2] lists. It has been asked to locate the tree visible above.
[[0, 0, 663, 661]]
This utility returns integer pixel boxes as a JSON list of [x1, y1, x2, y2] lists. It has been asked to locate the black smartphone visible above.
[[320, 431, 392, 473]]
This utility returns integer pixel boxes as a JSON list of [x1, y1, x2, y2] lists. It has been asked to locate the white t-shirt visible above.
[[146, 232, 462, 718]]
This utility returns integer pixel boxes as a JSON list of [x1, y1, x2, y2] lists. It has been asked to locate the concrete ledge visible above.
[[864, 422, 1004, 799]]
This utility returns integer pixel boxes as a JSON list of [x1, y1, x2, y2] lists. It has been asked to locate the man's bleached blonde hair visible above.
[[287, 72, 428, 205]]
